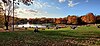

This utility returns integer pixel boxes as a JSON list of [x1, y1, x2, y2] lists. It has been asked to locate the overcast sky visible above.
[[1, 0, 100, 19]]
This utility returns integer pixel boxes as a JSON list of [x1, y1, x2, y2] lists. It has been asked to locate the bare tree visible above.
[[1, 0, 33, 31]]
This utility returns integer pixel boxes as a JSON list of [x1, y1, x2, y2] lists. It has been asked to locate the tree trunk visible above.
[[5, 20, 8, 30], [4, 9, 9, 30]]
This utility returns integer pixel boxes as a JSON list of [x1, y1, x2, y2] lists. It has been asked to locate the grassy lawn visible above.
[[0, 26, 100, 46]]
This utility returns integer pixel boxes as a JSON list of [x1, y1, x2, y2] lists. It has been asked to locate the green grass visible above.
[[0, 26, 100, 46]]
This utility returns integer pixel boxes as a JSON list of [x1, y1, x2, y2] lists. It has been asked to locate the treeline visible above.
[[28, 13, 100, 25], [0, 15, 21, 27], [1, 12, 100, 27]]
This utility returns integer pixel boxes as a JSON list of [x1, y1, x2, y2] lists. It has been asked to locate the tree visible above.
[[81, 13, 96, 24], [55, 18, 62, 24], [77, 17, 84, 25], [96, 15, 100, 24], [67, 15, 78, 24], [0, 15, 5, 28], [61, 18, 67, 24], [1, 0, 33, 30], [40, 17, 46, 24]]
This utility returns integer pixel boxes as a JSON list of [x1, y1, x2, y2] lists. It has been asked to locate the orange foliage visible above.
[[81, 13, 96, 23], [67, 16, 78, 24]]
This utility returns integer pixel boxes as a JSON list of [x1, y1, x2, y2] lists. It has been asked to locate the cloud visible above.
[[59, 0, 66, 3], [67, 0, 79, 7], [26, 9, 38, 13], [14, 8, 38, 18], [0, 0, 51, 18], [44, 12, 48, 14], [31, 1, 60, 10], [86, 0, 88, 2], [15, 8, 39, 15], [14, 8, 48, 18], [13, 0, 53, 18], [31, 1, 51, 9], [56, 7, 61, 9]]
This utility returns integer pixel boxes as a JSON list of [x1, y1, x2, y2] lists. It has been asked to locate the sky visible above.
[[1, 0, 100, 19]]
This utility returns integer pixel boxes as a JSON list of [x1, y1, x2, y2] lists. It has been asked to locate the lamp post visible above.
[[12, 0, 14, 31]]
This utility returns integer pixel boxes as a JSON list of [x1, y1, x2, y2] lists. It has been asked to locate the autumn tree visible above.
[[40, 17, 46, 24], [81, 13, 96, 24], [29, 18, 33, 24], [55, 18, 62, 24], [0, 3, 5, 27], [61, 18, 67, 24], [67, 15, 78, 24], [0, 15, 5, 27], [96, 15, 100, 24], [46, 18, 54, 23], [77, 17, 84, 25]]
